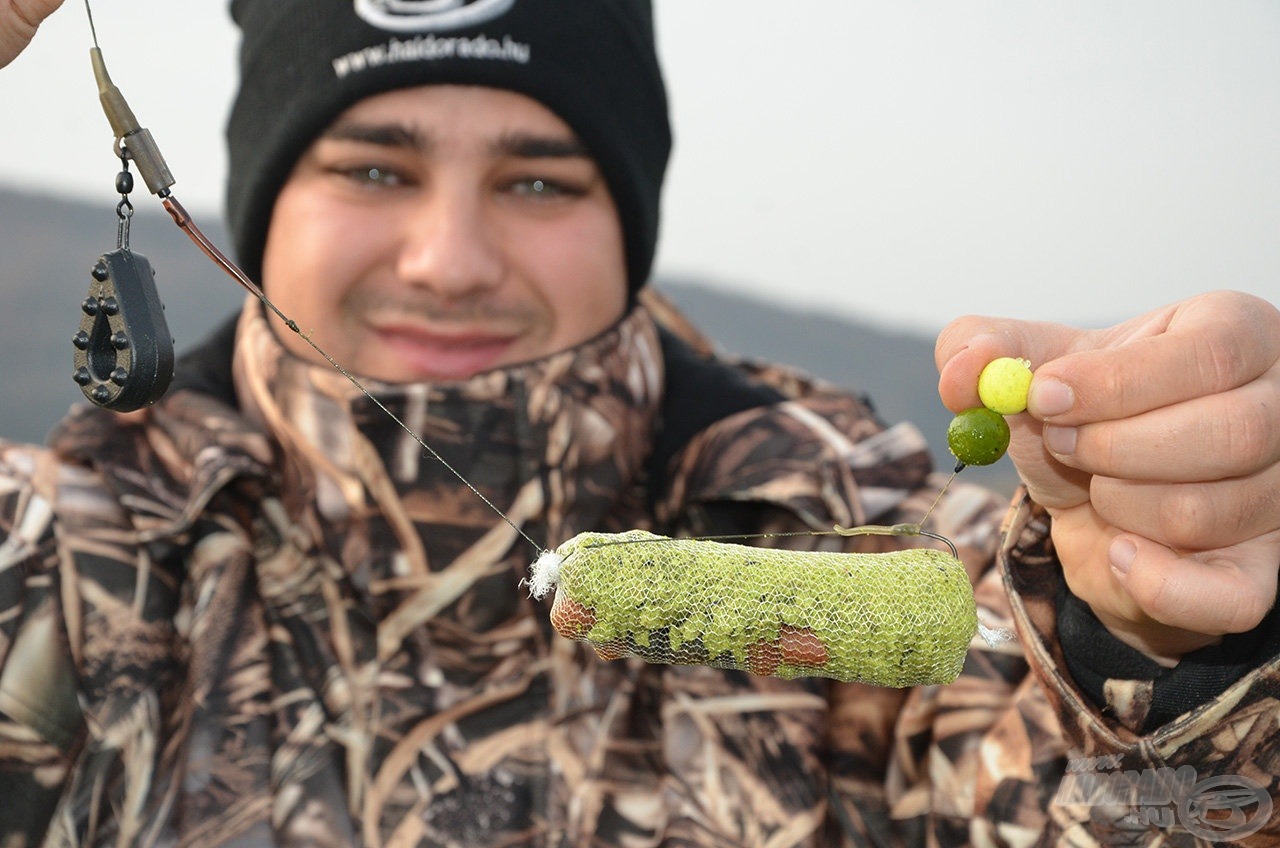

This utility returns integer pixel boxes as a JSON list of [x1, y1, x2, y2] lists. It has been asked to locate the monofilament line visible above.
[[89, 13, 964, 568], [167, 193, 965, 564], [161, 196, 967, 564], [83, 0, 100, 48], [300, 328, 548, 553], [916, 461, 965, 529], [159, 196, 547, 558]]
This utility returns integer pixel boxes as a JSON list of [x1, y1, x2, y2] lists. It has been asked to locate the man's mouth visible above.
[[373, 323, 520, 381]]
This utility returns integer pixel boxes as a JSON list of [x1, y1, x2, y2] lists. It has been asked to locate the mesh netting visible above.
[[530, 529, 978, 688]]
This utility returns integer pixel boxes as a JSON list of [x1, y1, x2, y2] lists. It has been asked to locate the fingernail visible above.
[[1044, 424, 1077, 455], [1110, 538, 1137, 575], [1031, 378, 1074, 417]]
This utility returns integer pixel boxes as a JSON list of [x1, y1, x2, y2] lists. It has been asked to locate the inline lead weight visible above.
[[72, 248, 173, 412], [73, 156, 173, 412]]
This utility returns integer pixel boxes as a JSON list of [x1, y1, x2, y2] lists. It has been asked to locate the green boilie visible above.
[[947, 407, 1011, 467]]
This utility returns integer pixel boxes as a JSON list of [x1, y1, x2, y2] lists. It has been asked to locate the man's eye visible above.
[[506, 178, 582, 199], [340, 166, 406, 188]]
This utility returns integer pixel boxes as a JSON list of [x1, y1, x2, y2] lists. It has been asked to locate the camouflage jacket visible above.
[[0, 300, 1276, 846]]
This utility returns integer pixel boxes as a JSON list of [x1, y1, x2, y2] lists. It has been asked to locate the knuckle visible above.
[[1193, 298, 1280, 391], [1152, 486, 1223, 550], [1233, 293, 1280, 352]]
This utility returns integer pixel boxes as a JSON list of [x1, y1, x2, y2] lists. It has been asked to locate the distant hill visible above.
[[0, 188, 1016, 492]]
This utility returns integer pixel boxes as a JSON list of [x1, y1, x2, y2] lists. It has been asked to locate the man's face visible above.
[[260, 85, 629, 382]]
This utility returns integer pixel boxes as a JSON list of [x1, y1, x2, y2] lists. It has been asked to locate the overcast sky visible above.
[[1, 1, 1276, 334]]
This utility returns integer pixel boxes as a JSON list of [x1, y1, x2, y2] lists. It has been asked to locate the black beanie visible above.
[[225, 0, 671, 294]]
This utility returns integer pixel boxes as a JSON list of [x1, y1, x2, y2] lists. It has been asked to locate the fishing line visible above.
[[76, 1, 967, 565], [83, 0, 99, 48], [73, 4, 1022, 688], [158, 198, 548, 557], [80, 0, 546, 558], [917, 461, 964, 528]]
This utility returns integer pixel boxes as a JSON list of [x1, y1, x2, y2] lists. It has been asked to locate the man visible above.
[[2, 1, 1278, 845]]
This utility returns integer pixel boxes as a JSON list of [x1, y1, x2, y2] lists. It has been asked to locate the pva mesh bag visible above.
[[529, 530, 977, 688]]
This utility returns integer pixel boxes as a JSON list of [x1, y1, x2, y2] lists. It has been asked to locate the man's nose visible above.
[[396, 185, 504, 298]]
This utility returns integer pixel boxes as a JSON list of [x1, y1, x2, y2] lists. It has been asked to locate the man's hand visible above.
[[936, 290, 1280, 665], [1, 0, 64, 68]]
